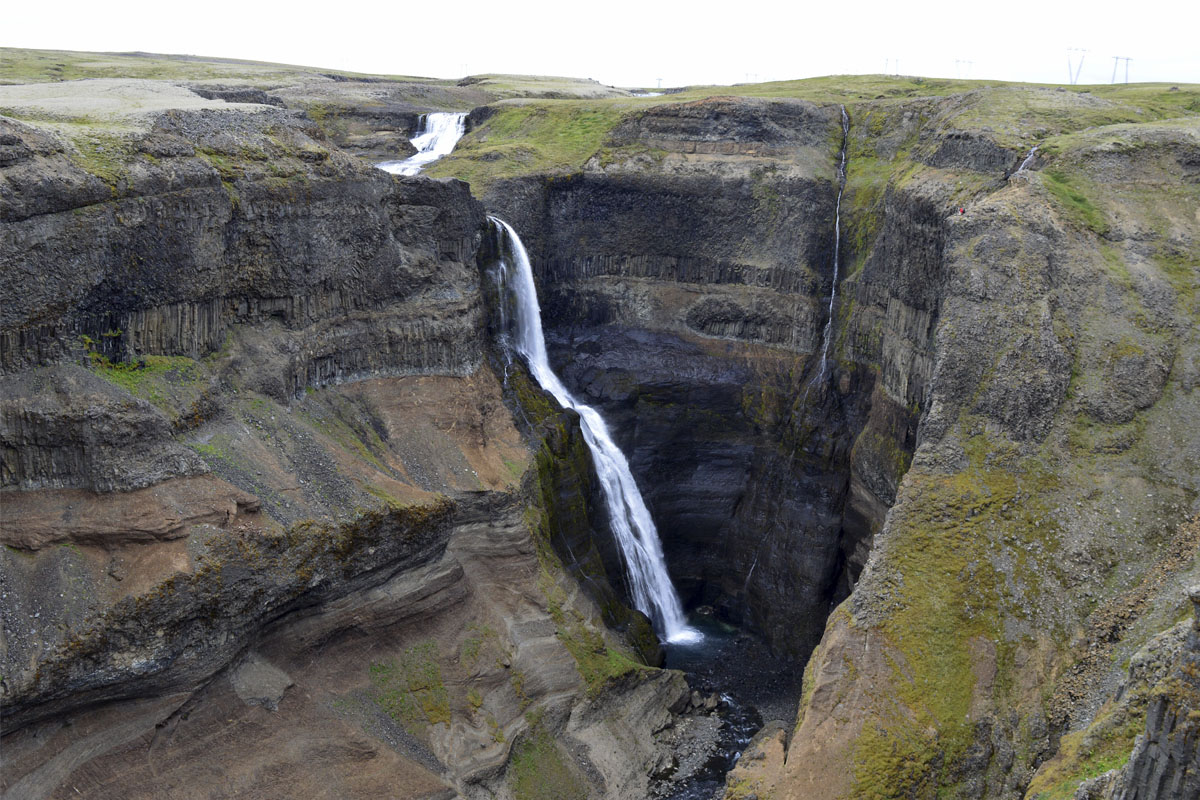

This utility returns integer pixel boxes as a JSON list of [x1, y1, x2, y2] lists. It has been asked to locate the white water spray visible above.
[[817, 105, 850, 384], [1015, 145, 1039, 174], [377, 112, 467, 176], [490, 217, 700, 645]]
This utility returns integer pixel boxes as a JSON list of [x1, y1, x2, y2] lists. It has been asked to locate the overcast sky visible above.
[[6, 0, 1199, 88]]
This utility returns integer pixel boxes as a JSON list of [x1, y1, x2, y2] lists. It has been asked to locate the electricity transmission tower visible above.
[[1067, 48, 1087, 85], [955, 59, 973, 79], [1111, 56, 1132, 83]]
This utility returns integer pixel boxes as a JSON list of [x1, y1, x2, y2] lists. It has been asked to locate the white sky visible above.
[[6, 0, 1199, 88]]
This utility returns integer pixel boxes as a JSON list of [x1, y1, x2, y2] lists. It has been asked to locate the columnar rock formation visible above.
[[2, 58, 1198, 800]]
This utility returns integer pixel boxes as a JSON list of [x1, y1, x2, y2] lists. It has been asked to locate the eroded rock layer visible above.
[[1, 92, 700, 800], [4, 66, 1199, 800]]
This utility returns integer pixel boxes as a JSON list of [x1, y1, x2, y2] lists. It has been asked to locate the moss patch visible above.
[[1042, 170, 1109, 235], [507, 724, 588, 800], [850, 427, 1065, 797], [368, 640, 451, 732], [425, 102, 629, 190]]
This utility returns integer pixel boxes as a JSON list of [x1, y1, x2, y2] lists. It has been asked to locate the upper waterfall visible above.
[[489, 216, 700, 645], [1015, 145, 1039, 173], [377, 112, 467, 176]]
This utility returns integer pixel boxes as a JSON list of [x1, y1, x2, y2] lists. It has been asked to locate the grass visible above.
[[0, 46, 437, 87], [1024, 706, 1142, 799], [298, 399, 391, 474], [1042, 170, 1109, 235], [849, 427, 1065, 797], [454, 73, 629, 99], [507, 724, 588, 800], [425, 101, 630, 190], [88, 346, 210, 422], [368, 641, 451, 732]]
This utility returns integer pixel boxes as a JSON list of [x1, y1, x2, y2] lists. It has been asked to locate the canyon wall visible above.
[[3, 70, 1198, 800], [481, 97, 929, 660], [441, 84, 1200, 798], [1, 93, 696, 800]]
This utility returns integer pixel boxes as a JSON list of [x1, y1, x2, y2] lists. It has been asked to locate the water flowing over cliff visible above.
[[377, 111, 467, 175], [491, 216, 698, 644], [2, 55, 1198, 800], [816, 104, 849, 384]]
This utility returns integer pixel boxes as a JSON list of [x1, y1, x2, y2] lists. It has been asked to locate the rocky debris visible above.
[[720, 720, 788, 800], [229, 651, 293, 710], [1046, 519, 1200, 733]]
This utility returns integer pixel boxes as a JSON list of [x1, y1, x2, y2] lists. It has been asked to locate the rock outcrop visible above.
[[1, 83, 697, 800], [434, 82, 1200, 798], [4, 63, 1199, 800]]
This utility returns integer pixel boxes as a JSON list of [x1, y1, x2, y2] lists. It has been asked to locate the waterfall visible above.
[[490, 216, 700, 645], [816, 105, 850, 384], [1015, 145, 1039, 173], [377, 112, 467, 176]]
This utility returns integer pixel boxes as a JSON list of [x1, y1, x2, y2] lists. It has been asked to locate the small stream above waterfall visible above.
[[377, 112, 467, 175], [1015, 144, 1039, 173]]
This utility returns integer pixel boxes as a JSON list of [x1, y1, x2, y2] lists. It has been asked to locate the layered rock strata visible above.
[[1, 92, 696, 800]]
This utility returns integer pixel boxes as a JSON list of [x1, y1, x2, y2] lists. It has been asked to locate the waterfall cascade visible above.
[[1015, 145, 1039, 173], [377, 112, 467, 176], [816, 105, 850, 384], [490, 217, 700, 644]]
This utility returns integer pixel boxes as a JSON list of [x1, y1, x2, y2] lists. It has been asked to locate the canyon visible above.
[[1, 49, 1198, 800]]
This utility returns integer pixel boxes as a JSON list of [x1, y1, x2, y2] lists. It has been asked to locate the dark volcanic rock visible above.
[[1, 110, 487, 491]]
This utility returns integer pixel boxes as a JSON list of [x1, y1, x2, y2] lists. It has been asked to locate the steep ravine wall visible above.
[[1, 101, 696, 800], [471, 89, 1199, 799], [1, 109, 484, 495], [1, 110, 482, 384], [482, 98, 933, 660], [735, 106, 1200, 800]]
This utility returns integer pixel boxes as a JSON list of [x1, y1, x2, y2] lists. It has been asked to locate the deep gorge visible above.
[[482, 101, 926, 660], [2, 60, 1198, 800]]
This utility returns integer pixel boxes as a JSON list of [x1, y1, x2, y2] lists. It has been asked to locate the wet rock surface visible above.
[[651, 616, 800, 800]]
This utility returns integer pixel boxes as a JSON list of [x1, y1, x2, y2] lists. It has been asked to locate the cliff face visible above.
[[4, 66, 1199, 800], [481, 97, 926, 659], [439, 80, 1200, 799], [0, 85, 700, 800]]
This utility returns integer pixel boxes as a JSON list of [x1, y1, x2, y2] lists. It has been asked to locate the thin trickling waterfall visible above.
[[1015, 145, 1039, 173], [377, 112, 467, 176], [490, 216, 700, 644], [816, 105, 850, 384]]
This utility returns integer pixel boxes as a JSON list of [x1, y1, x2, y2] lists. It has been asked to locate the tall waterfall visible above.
[[490, 217, 699, 644], [377, 112, 467, 176], [816, 105, 850, 384]]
